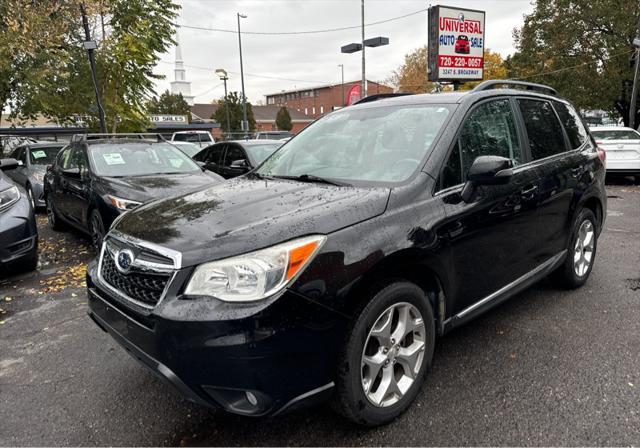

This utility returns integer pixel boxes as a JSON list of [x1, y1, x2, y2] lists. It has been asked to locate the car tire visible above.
[[89, 209, 105, 251], [45, 196, 65, 231], [26, 184, 36, 210], [553, 208, 598, 289], [334, 281, 435, 426]]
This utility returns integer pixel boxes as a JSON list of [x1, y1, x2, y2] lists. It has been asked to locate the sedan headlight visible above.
[[0, 186, 20, 210], [107, 195, 141, 211], [184, 235, 326, 302]]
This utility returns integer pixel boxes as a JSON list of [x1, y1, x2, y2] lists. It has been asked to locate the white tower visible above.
[[170, 35, 195, 105]]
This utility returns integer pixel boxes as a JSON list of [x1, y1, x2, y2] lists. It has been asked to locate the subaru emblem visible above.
[[115, 249, 134, 274]]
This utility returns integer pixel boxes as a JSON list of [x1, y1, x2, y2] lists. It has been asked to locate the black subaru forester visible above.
[[87, 80, 606, 426]]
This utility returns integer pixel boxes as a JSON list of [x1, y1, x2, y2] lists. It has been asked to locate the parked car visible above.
[[454, 35, 470, 54], [193, 139, 282, 178], [170, 131, 214, 148], [168, 141, 201, 158], [254, 131, 294, 140], [44, 135, 223, 249], [87, 81, 606, 426], [590, 126, 640, 180], [0, 136, 38, 157], [6, 142, 65, 209], [0, 158, 38, 272]]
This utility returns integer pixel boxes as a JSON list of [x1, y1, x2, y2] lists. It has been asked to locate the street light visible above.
[[215, 69, 231, 138], [237, 13, 248, 137], [338, 64, 345, 107]]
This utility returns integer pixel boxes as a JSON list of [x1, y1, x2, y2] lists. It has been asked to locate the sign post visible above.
[[428, 5, 486, 85]]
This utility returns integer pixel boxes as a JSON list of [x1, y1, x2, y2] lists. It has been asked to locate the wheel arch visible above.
[[580, 195, 603, 234], [346, 250, 448, 335]]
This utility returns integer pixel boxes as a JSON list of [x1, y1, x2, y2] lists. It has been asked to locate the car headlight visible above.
[[184, 235, 326, 302], [107, 195, 141, 211], [0, 186, 20, 210], [32, 172, 45, 183]]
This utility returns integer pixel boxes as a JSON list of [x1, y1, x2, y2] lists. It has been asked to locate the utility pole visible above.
[[237, 13, 248, 138], [361, 0, 366, 99], [338, 64, 345, 107], [629, 24, 640, 129], [215, 69, 231, 138], [80, 3, 106, 133]]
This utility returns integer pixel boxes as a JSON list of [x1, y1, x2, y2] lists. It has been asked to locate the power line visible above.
[[174, 8, 427, 35]]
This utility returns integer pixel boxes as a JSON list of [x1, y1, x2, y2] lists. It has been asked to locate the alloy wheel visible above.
[[90, 212, 105, 250], [27, 187, 35, 209], [361, 302, 426, 407], [573, 219, 595, 277], [46, 199, 55, 226]]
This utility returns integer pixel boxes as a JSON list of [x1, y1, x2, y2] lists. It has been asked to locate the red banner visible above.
[[346, 84, 361, 106]]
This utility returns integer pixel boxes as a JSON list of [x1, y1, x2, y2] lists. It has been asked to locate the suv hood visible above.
[[99, 172, 219, 204], [113, 176, 390, 267]]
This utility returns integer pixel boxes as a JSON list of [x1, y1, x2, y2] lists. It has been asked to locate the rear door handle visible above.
[[520, 185, 538, 199]]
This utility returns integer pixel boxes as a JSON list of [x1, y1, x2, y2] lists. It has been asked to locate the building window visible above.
[[312, 107, 316, 115], [320, 105, 324, 114], [305, 107, 308, 115]]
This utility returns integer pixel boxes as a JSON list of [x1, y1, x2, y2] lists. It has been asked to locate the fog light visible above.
[[246, 391, 258, 406]]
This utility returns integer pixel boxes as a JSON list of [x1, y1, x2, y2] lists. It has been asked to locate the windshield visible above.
[[591, 129, 640, 141], [173, 133, 212, 143], [29, 146, 62, 165], [245, 143, 282, 165], [88, 142, 201, 177], [256, 104, 452, 183], [171, 142, 201, 157]]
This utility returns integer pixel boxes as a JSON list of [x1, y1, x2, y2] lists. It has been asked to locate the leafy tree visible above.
[[506, 0, 640, 123], [213, 91, 256, 134], [459, 50, 509, 90], [275, 106, 292, 131], [147, 90, 191, 122], [387, 46, 436, 94]]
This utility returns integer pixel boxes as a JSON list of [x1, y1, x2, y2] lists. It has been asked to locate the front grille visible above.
[[100, 249, 171, 307]]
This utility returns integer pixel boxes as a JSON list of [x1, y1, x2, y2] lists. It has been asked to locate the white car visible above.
[[590, 126, 640, 179], [170, 131, 214, 148]]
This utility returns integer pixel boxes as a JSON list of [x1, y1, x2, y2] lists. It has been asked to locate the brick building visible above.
[[190, 103, 314, 139], [265, 80, 394, 119]]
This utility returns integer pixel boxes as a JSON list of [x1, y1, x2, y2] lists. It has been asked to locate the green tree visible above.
[[213, 91, 256, 134], [147, 90, 191, 122], [275, 106, 292, 131], [506, 0, 639, 122], [387, 46, 436, 93]]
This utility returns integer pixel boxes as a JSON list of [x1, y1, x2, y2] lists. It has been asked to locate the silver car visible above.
[[6, 143, 65, 209]]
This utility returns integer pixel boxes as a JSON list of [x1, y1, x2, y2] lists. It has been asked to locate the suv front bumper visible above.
[[86, 261, 342, 416]]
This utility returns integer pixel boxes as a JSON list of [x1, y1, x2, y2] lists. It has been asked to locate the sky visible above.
[[155, 0, 536, 105]]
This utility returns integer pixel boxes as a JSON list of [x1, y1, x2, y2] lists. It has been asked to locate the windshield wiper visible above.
[[271, 174, 350, 187]]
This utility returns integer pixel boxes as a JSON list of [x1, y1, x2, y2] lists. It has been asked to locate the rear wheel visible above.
[[334, 281, 435, 426], [26, 184, 36, 210], [553, 208, 598, 288]]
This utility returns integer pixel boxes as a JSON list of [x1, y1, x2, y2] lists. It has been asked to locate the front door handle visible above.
[[570, 167, 583, 178], [520, 185, 538, 200]]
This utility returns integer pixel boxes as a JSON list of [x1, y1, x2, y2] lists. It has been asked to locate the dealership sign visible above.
[[428, 5, 485, 82], [149, 114, 188, 123]]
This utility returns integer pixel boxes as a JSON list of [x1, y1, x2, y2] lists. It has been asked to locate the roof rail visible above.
[[472, 80, 557, 96], [354, 92, 414, 105], [70, 133, 166, 143]]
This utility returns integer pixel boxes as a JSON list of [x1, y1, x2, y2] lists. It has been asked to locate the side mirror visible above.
[[62, 167, 81, 178], [461, 156, 514, 202], [0, 158, 19, 171], [230, 159, 249, 169], [196, 161, 206, 168]]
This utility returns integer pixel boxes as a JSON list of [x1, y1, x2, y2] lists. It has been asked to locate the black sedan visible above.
[[44, 135, 223, 249], [193, 139, 282, 178], [0, 158, 38, 273]]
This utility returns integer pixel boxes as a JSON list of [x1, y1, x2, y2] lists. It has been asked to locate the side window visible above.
[[18, 149, 27, 164], [224, 145, 246, 166], [440, 99, 522, 190], [209, 145, 225, 165], [75, 148, 89, 176], [553, 101, 588, 149], [60, 147, 76, 170], [517, 99, 567, 159]]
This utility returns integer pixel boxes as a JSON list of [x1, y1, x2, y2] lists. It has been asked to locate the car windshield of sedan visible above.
[[29, 146, 62, 165], [255, 104, 452, 184], [591, 129, 640, 141], [245, 143, 282, 165], [88, 143, 201, 177]]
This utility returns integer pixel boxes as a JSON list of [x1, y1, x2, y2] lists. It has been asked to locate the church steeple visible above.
[[170, 34, 194, 105]]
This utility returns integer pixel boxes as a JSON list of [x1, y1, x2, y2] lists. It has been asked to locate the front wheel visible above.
[[89, 209, 105, 251], [335, 282, 435, 426], [553, 208, 598, 289], [45, 196, 65, 231]]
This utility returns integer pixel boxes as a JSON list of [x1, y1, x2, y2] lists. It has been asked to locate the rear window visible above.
[[591, 129, 640, 141], [518, 99, 567, 160], [88, 143, 201, 177], [553, 102, 589, 149]]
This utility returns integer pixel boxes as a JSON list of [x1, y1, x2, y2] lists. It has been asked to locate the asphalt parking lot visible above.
[[1, 179, 639, 446]]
